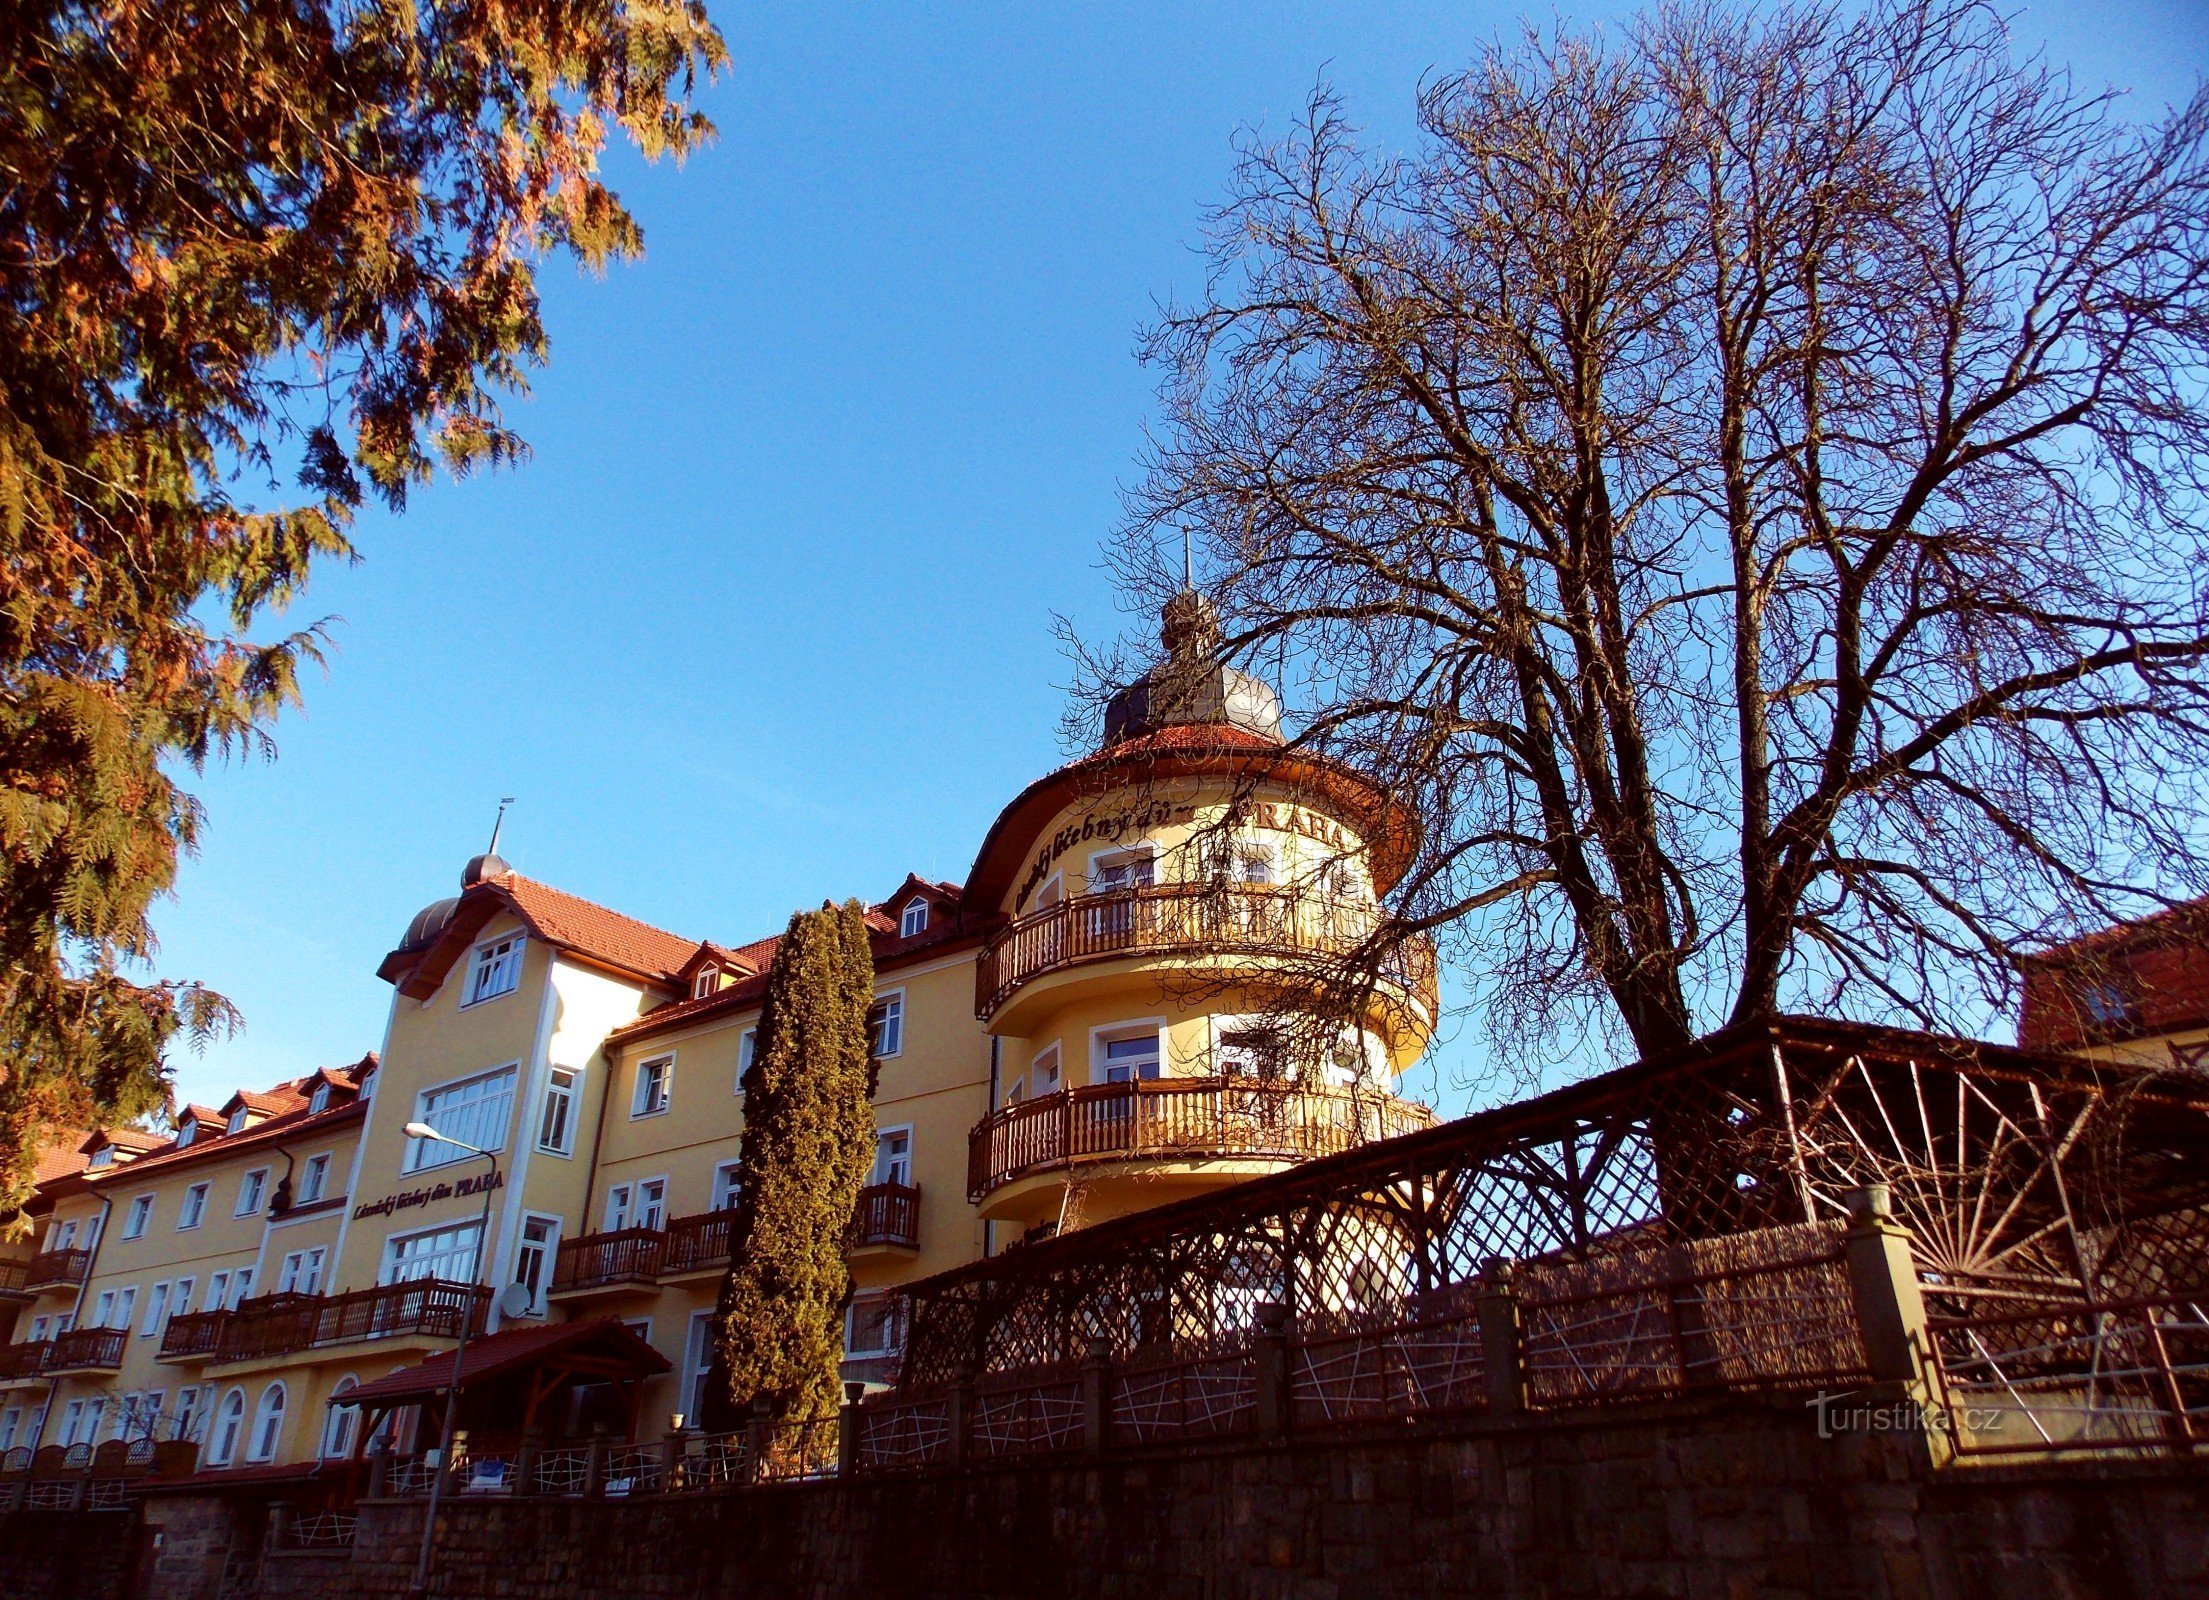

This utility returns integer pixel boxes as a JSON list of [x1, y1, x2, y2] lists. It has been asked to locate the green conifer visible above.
[[704, 900, 877, 1430]]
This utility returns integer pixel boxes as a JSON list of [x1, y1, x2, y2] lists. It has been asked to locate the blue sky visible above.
[[153, 0, 2209, 1119]]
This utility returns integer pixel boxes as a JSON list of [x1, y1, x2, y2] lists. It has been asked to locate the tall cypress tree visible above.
[[704, 899, 877, 1430]]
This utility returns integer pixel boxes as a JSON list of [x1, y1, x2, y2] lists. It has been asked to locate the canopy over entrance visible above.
[[338, 1316, 671, 1452]]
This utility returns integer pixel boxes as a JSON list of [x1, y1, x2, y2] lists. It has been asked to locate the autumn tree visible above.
[[1104, 0, 2209, 1080], [705, 901, 879, 1433], [0, 0, 724, 1222]]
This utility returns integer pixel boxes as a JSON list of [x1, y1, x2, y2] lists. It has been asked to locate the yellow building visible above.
[[0, 591, 1437, 1477]]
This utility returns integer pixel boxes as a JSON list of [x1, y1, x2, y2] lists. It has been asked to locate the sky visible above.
[[151, 0, 2209, 1120]]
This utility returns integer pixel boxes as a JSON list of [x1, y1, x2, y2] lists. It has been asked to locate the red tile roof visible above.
[[339, 1316, 668, 1408], [490, 873, 703, 983]]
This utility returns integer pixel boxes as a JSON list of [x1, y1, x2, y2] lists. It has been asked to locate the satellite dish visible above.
[[496, 1283, 537, 1320]]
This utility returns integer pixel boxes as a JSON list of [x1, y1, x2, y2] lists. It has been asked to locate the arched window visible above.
[[208, 1389, 247, 1466], [245, 1383, 287, 1464], [321, 1376, 360, 1459]]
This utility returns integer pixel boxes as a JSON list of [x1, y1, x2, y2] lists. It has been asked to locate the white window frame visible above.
[[122, 1194, 154, 1239], [172, 1275, 196, 1320], [1086, 844, 1156, 893], [174, 1121, 197, 1149], [309, 1082, 331, 1115], [1030, 1044, 1062, 1098], [403, 1063, 519, 1174], [845, 1293, 904, 1358], [298, 1153, 331, 1205], [603, 1182, 635, 1232], [462, 932, 526, 1009], [177, 1182, 209, 1230], [872, 1126, 913, 1188], [692, 967, 719, 1000], [225, 1107, 249, 1135], [321, 1376, 360, 1459], [537, 1066, 579, 1156], [245, 1382, 287, 1464], [736, 1029, 757, 1093], [681, 1310, 715, 1424], [380, 1220, 484, 1287], [633, 1176, 669, 1233], [235, 1167, 269, 1217], [139, 1281, 171, 1337], [868, 990, 905, 1060], [899, 899, 929, 937], [632, 1054, 675, 1120], [277, 1247, 326, 1296], [208, 1388, 248, 1466], [1092, 1019, 1166, 1085], [172, 1387, 202, 1445], [512, 1214, 562, 1316], [711, 1162, 743, 1211], [229, 1267, 254, 1307]]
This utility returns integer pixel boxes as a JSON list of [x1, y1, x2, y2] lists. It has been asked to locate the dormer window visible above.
[[175, 1121, 196, 1149], [309, 1083, 331, 1115], [88, 1145, 114, 1169], [900, 900, 929, 938], [464, 933, 524, 1007], [226, 1108, 249, 1136], [693, 967, 719, 1000]]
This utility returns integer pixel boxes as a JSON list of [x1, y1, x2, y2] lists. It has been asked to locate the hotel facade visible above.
[[0, 594, 1439, 1475]]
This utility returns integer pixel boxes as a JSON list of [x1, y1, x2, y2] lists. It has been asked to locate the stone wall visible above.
[[232, 1396, 2207, 1600], [0, 1508, 143, 1600]]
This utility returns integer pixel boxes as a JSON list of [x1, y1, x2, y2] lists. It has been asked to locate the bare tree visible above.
[[1105, 0, 2209, 1077]]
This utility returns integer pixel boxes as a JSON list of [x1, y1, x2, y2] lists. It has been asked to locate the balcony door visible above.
[[1085, 850, 1153, 945], [873, 1129, 912, 1188]]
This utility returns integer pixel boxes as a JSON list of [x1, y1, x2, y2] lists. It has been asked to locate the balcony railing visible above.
[[975, 883, 1437, 1020], [25, 1248, 93, 1292], [848, 1183, 922, 1250], [173, 1279, 488, 1364], [0, 1258, 30, 1300], [48, 1327, 127, 1373], [662, 1209, 736, 1277], [0, 1339, 54, 1381], [968, 1077, 1438, 1202], [156, 1308, 232, 1363], [551, 1228, 665, 1295]]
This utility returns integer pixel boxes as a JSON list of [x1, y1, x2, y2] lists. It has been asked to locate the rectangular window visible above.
[[632, 1055, 673, 1118], [464, 933, 525, 1007], [513, 1215, 560, 1315], [173, 1388, 202, 1444], [682, 1311, 715, 1424], [1101, 1029, 1161, 1083], [404, 1066, 518, 1173], [537, 1068, 578, 1154], [736, 1030, 757, 1093], [900, 899, 928, 937], [139, 1282, 171, 1337], [381, 1221, 484, 1286], [712, 1162, 743, 1211], [141, 1390, 166, 1442], [1031, 1045, 1061, 1097], [692, 968, 720, 1000], [298, 1154, 331, 1204], [873, 1128, 912, 1188], [172, 1276, 195, 1321], [867, 994, 904, 1059], [635, 1178, 667, 1233], [108, 1286, 137, 1331], [235, 1168, 269, 1217], [90, 1290, 113, 1328], [845, 1294, 904, 1357], [277, 1248, 326, 1295], [603, 1182, 634, 1232], [122, 1195, 154, 1239], [204, 1271, 229, 1314], [229, 1268, 254, 1307], [0, 1408, 20, 1453], [176, 1183, 209, 1230]]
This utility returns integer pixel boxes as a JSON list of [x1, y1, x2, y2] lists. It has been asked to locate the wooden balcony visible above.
[[550, 1228, 665, 1299], [156, 1308, 231, 1364], [661, 1210, 736, 1279], [967, 1077, 1438, 1203], [974, 883, 1437, 1022], [205, 1279, 487, 1364], [0, 1257, 30, 1303], [25, 1247, 93, 1292], [847, 1183, 921, 1251], [0, 1339, 54, 1382], [48, 1326, 126, 1374]]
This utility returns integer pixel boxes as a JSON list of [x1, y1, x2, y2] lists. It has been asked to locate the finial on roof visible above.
[[463, 796, 516, 887]]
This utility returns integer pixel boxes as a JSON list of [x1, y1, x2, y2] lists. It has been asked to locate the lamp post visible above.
[[402, 1121, 500, 1600]]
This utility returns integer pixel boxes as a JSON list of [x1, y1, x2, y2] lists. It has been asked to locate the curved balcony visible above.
[[967, 1076, 1437, 1204], [974, 883, 1436, 1025]]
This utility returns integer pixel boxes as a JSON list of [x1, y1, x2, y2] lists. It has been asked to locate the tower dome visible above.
[[1101, 586, 1282, 749]]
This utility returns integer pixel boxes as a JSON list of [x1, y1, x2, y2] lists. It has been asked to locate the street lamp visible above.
[[401, 1121, 500, 1600]]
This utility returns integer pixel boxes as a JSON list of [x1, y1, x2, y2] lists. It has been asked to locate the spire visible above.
[[486, 796, 514, 858], [1182, 526, 1194, 591], [463, 797, 515, 887]]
